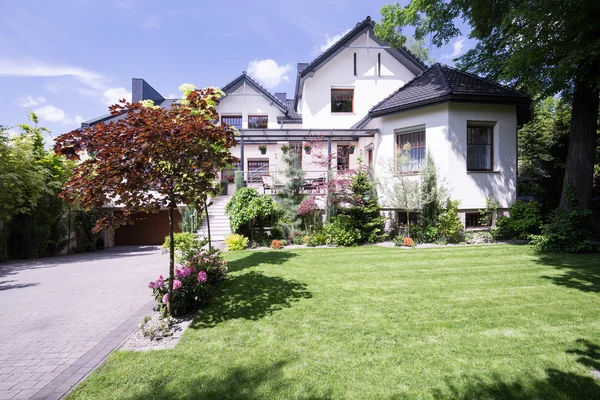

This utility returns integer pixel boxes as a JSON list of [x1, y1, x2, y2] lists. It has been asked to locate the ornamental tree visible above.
[[54, 87, 237, 315], [376, 0, 600, 210]]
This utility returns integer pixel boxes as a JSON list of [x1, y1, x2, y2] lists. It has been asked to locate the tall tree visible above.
[[376, 0, 600, 209], [54, 87, 236, 315]]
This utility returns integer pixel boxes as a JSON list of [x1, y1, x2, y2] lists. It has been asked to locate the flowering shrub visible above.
[[271, 239, 283, 249], [149, 248, 227, 315], [402, 237, 414, 247]]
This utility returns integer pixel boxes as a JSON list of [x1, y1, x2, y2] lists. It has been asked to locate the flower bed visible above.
[[149, 248, 227, 316]]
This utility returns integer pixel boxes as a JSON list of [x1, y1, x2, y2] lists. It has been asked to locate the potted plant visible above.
[[280, 144, 290, 154], [348, 144, 356, 154], [225, 173, 235, 183], [304, 144, 311, 155], [258, 144, 267, 155]]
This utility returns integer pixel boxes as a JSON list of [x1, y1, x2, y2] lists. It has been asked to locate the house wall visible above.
[[366, 102, 517, 210], [216, 84, 285, 129], [300, 32, 416, 129]]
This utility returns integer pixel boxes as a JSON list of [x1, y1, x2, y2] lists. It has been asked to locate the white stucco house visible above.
[[83, 16, 530, 245]]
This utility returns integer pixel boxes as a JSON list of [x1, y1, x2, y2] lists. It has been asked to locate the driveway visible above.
[[0, 246, 168, 400]]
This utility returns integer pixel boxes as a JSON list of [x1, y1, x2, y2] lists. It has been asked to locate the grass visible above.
[[69, 245, 600, 399]]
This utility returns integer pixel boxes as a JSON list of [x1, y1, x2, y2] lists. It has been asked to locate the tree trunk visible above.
[[167, 205, 175, 316], [204, 200, 212, 251], [560, 70, 600, 209]]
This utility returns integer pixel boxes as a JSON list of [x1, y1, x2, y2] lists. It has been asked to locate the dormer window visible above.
[[331, 88, 354, 113]]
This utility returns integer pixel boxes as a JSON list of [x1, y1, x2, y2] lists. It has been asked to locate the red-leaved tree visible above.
[[54, 88, 236, 315]]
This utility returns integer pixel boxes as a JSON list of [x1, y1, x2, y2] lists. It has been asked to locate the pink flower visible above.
[[197, 271, 207, 283], [162, 293, 169, 304], [173, 280, 182, 290], [148, 281, 155, 289]]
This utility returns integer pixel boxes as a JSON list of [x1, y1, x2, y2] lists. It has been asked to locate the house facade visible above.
[[83, 16, 529, 245]]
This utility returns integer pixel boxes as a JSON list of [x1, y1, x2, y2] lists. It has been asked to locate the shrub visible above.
[[324, 216, 361, 246], [225, 187, 278, 234], [531, 207, 593, 253], [271, 239, 283, 249], [224, 234, 248, 251], [281, 239, 288, 246], [437, 199, 464, 244], [307, 232, 327, 247], [402, 237, 414, 247], [411, 225, 440, 244], [346, 167, 387, 243], [293, 234, 304, 245], [163, 232, 208, 264], [149, 248, 227, 316], [302, 234, 311, 245], [494, 200, 542, 240]]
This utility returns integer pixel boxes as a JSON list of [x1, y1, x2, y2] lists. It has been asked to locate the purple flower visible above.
[[197, 271, 207, 283], [148, 281, 155, 289], [162, 293, 169, 304], [173, 280, 182, 290]]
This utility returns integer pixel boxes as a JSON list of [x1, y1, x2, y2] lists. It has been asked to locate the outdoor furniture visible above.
[[262, 175, 274, 194]]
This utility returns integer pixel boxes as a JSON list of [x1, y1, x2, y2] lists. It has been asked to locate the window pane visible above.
[[396, 130, 426, 171], [467, 126, 493, 170], [222, 116, 242, 129], [331, 89, 353, 113], [248, 115, 268, 129], [337, 145, 350, 170]]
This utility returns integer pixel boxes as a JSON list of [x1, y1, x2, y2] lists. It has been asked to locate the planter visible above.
[[280, 146, 290, 154], [304, 148, 311, 155], [260, 148, 266, 155], [348, 146, 355, 154]]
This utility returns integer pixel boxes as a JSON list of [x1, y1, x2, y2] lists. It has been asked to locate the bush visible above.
[[437, 199, 464, 244], [224, 234, 248, 251], [293, 234, 304, 245], [411, 225, 440, 244], [271, 239, 283, 249], [149, 248, 227, 316], [302, 234, 311, 245], [324, 216, 361, 246], [402, 237, 414, 247], [225, 188, 278, 234], [531, 207, 593, 253], [346, 167, 387, 243], [281, 239, 288, 246], [307, 232, 327, 247], [494, 200, 542, 240], [163, 232, 208, 264]]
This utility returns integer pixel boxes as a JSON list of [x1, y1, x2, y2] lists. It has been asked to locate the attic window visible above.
[[331, 88, 354, 113], [353, 53, 357, 76], [378, 53, 381, 76]]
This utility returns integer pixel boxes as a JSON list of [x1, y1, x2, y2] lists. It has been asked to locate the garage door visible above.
[[114, 211, 182, 246]]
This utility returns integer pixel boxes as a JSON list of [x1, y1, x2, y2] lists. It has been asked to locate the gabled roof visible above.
[[81, 98, 179, 127], [222, 72, 287, 113], [368, 63, 530, 123], [294, 16, 428, 109]]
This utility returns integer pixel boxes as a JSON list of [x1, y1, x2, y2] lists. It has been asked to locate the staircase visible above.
[[197, 195, 232, 241]]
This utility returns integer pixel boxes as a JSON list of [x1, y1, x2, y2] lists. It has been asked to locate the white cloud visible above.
[[34, 105, 67, 123], [246, 59, 292, 89], [167, 93, 179, 99], [34, 105, 85, 125], [102, 87, 132, 106], [442, 37, 466, 59], [16, 95, 47, 108], [0, 58, 105, 90], [316, 29, 351, 53]]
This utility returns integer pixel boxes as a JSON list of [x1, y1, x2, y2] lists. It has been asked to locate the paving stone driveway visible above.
[[0, 246, 168, 400]]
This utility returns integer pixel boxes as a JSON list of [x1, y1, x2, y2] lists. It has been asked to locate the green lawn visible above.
[[70, 245, 600, 399]]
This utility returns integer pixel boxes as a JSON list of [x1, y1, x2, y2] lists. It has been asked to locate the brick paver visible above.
[[0, 246, 167, 399]]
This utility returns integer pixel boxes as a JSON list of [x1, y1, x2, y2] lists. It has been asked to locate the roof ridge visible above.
[[367, 66, 433, 113], [440, 64, 528, 97], [435, 63, 453, 95], [221, 72, 288, 109], [398, 45, 428, 69]]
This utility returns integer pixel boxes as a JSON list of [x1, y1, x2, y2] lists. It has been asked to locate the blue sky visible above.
[[0, 0, 474, 143]]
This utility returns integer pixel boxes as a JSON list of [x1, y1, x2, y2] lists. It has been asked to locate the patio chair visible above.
[[262, 175, 274, 194]]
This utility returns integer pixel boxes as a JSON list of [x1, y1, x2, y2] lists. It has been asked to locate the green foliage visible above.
[[405, 36, 434, 65], [420, 153, 442, 228], [531, 189, 593, 253], [346, 166, 387, 243], [163, 232, 208, 264], [224, 233, 249, 251], [436, 199, 464, 244], [306, 232, 327, 247], [225, 188, 278, 234], [494, 201, 543, 240], [178, 205, 201, 233], [479, 196, 499, 227], [234, 171, 244, 192], [324, 215, 361, 247], [276, 148, 305, 239]]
